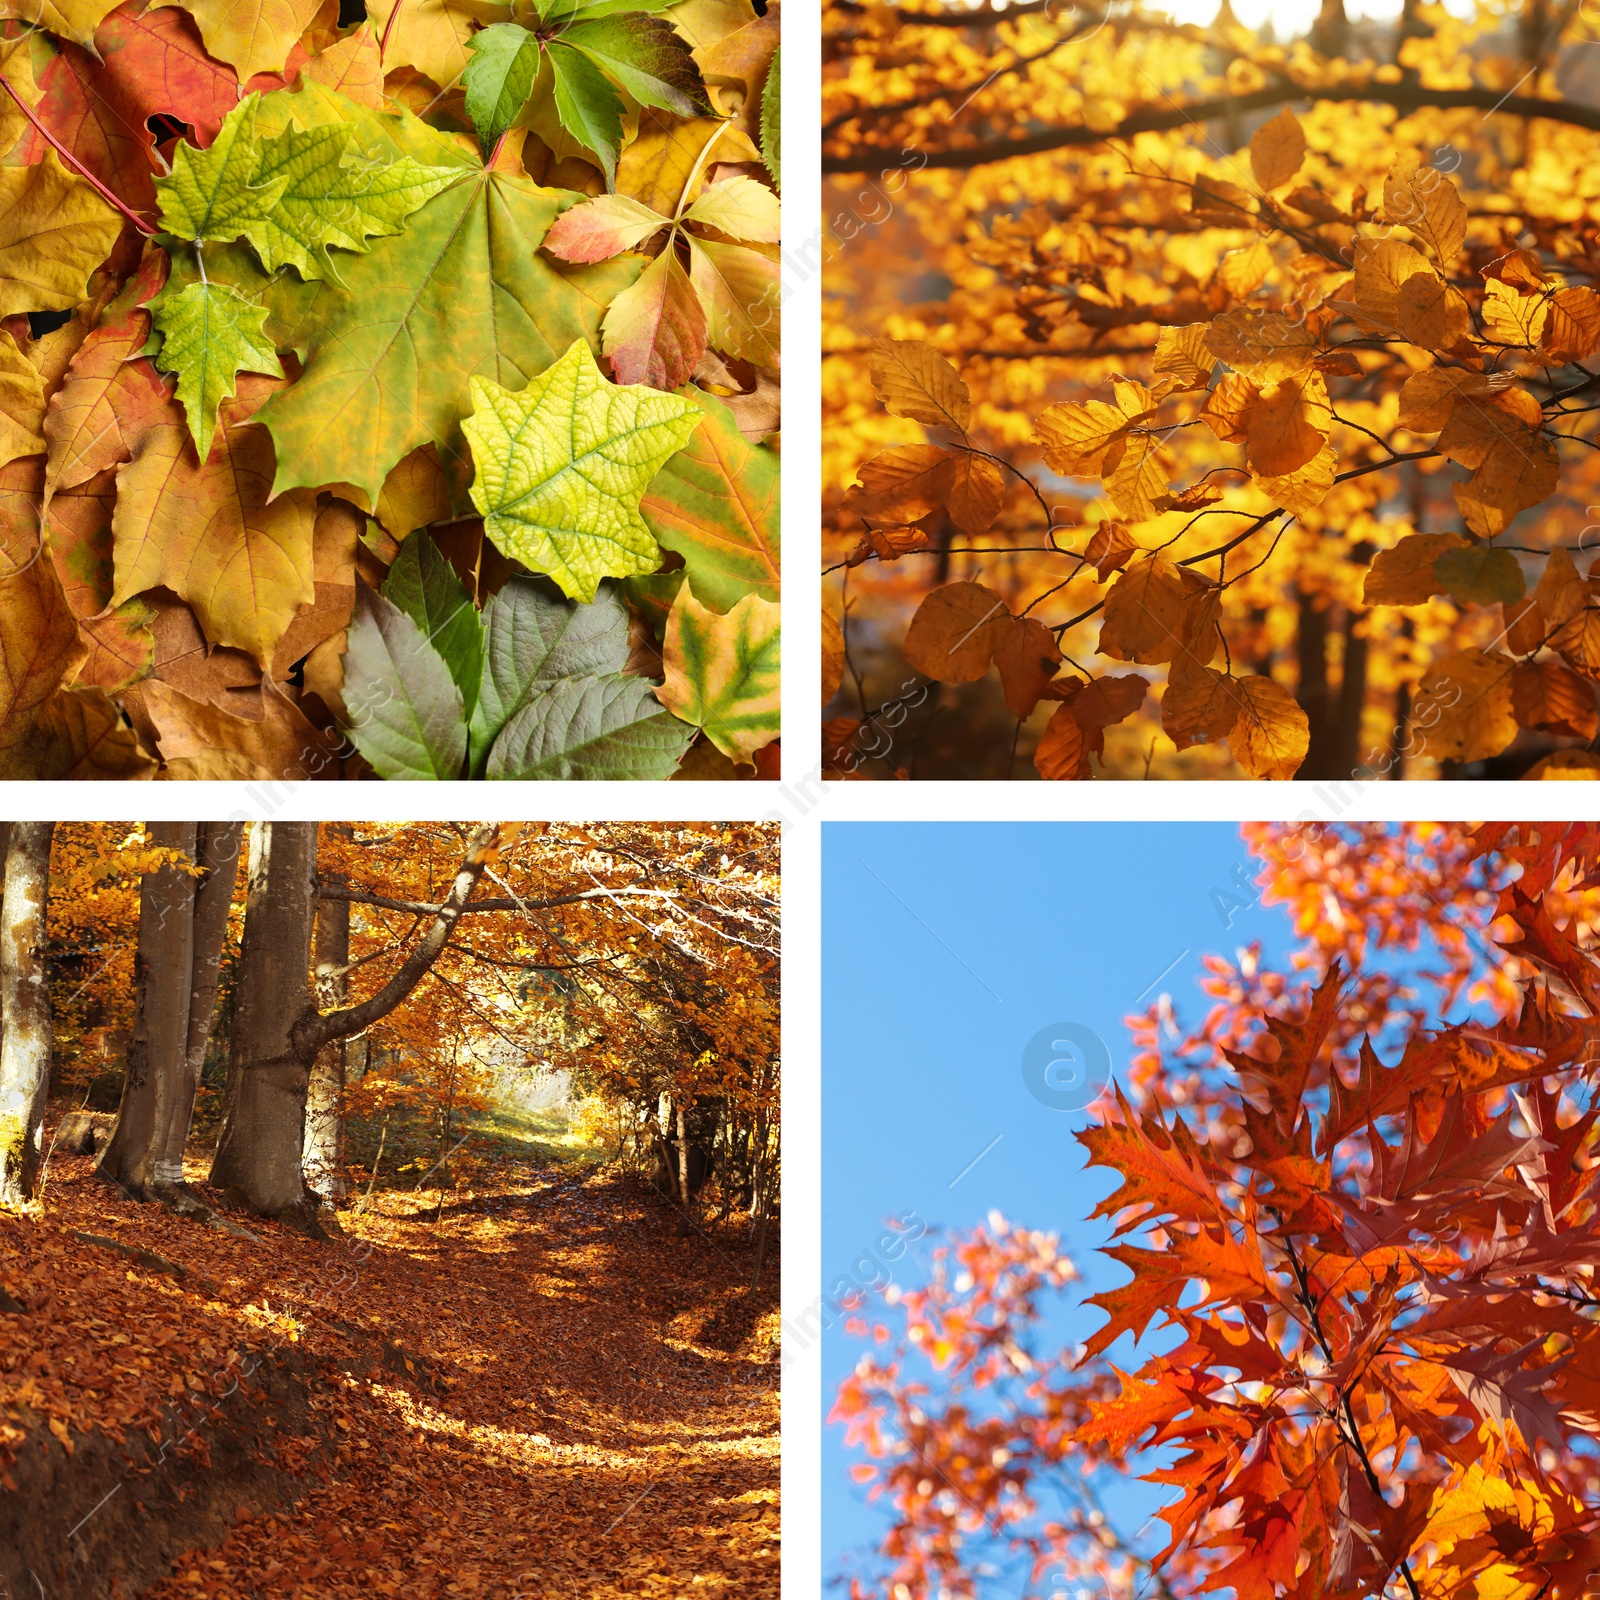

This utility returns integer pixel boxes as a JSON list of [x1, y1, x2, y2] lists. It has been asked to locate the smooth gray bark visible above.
[[0, 823, 55, 1208], [303, 838, 350, 1201], [98, 822, 198, 1197]]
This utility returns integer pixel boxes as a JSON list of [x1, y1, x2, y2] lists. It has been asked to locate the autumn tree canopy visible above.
[[823, 0, 1600, 779], [834, 822, 1600, 1600], [0, 0, 780, 781]]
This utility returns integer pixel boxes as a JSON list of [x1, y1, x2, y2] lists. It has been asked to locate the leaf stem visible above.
[[0, 74, 155, 236]]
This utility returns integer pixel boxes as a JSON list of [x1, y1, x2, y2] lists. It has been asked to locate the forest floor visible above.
[[0, 1134, 780, 1599]]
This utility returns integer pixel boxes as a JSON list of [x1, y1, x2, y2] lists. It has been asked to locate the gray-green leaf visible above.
[[343, 585, 467, 779], [486, 674, 693, 779], [469, 575, 630, 774]]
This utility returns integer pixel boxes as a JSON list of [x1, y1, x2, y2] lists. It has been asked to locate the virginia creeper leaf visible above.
[[547, 40, 626, 188], [462, 338, 702, 603], [760, 43, 779, 187], [463, 23, 545, 154], [561, 14, 710, 119]]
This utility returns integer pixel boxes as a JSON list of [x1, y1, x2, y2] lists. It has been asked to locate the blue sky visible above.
[[820, 821, 1312, 1590]]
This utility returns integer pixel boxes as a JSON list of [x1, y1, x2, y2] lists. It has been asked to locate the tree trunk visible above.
[[172, 821, 243, 1179], [0, 823, 55, 1208], [303, 836, 350, 1203], [99, 823, 198, 1198], [209, 822, 320, 1225], [1334, 612, 1369, 780], [213, 821, 500, 1229], [1295, 590, 1335, 779]]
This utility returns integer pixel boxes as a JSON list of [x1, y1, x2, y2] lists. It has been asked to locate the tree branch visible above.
[[822, 82, 1600, 172], [293, 823, 501, 1058]]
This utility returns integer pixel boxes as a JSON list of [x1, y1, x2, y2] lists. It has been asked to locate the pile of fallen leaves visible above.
[[0, 0, 780, 781], [1, 1140, 780, 1597]]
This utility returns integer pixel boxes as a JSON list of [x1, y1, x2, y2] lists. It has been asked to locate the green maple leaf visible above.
[[156, 97, 287, 243], [462, 338, 702, 604], [656, 588, 780, 764], [761, 44, 780, 189], [146, 280, 284, 461], [249, 114, 638, 507], [242, 116, 462, 283]]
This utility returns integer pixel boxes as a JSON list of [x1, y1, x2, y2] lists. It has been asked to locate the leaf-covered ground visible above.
[[1, 1143, 780, 1598]]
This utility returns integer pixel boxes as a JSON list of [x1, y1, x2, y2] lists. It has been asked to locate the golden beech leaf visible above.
[[945, 450, 1005, 535], [1188, 175, 1252, 225], [1483, 248, 1547, 289], [1481, 279, 1549, 347], [1351, 237, 1434, 331], [1534, 546, 1589, 629], [1084, 520, 1137, 580], [1035, 399, 1129, 477], [1215, 240, 1272, 298], [1245, 370, 1332, 477], [1162, 663, 1242, 750], [867, 338, 970, 431], [1033, 701, 1088, 779], [1177, 583, 1222, 668], [991, 615, 1061, 718], [1151, 324, 1213, 390], [850, 444, 953, 521], [1363, 532, 1470, 605], [1542, 286, 1600, 365], [1155, 482, 1224, 514], [1511, 660, 1598, 740], [1398, 368, 1515, 432], [1414, 648, 1518, 762], [902, 580, 1010, 684], [844, 526, 935, 567], [1252, 441, 1336, 514], [1199, 372, 1254, 444], [822, 600, 844, 706], [1203, 308, 1316, 382], [1098, 553, 1189, 665], [1381, 158, 1468, 262], [1101, 431, 1166, 522], [1397, 271, 1471, 350], [1552, 588, 1600, 682], [1249, 107, 1306, 191], [1227, 675, 1309, 779]]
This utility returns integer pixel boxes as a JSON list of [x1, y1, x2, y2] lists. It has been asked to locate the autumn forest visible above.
[[0, 820, 780, 1598], [823, 0, 1600, 779]]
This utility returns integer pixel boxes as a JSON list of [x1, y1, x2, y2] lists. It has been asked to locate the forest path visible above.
[[5, 1152, 779, 1599]]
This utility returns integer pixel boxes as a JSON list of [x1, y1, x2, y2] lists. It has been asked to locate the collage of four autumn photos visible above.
[[3, 0, 1600, 1598]]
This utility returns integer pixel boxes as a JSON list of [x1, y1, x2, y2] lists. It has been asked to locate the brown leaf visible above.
[[1084, 520, 1137, 581], [1098, 554, 1189, 665], [867, 339, 970, 431], [850, 444, 954, 522], [1162, 664, 1243, 750], [991, 615, 1061, 718], [1511, 660, 1598, 740], [945, 451, 1004, 535], [902, 581, 1010, 684], [1228, 676, 1309, 779], [1033, 702, 1089, 779], [1541, 286, 1600, 365], [139, 677, 344, 780], [1362, 532, 1470, 606]]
